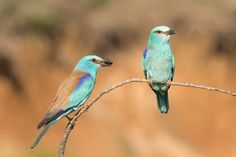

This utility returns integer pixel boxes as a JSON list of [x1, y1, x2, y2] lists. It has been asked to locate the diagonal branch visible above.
[[58, 78, 236, 157]]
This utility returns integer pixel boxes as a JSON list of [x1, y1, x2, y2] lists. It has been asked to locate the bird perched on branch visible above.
[[142, 26, 175, 113], [31, 55, 112, 149]]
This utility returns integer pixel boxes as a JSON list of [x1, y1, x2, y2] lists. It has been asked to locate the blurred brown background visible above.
[[0, 0, 236, 156]]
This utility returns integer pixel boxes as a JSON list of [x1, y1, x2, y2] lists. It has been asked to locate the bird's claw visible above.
[[66, 122, 75, 129], [160, 80, 168, 84], [71, 123, 75, 129]]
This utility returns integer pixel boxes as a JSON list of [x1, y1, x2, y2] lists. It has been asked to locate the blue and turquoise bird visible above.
[[31, 55, 112, 149], [142, 26, 175, 113]]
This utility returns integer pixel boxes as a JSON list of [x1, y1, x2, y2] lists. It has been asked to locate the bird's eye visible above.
[[156, 30, 162, 34], [91, 58, 96, 62]]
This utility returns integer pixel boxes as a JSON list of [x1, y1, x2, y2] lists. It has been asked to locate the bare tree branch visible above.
[[58, 78, 236, 157]]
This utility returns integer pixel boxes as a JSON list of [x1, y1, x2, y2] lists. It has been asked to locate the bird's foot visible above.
[[65, 116, 76, 129], [66, 121, 75, 129], [160, 80, 168, 84], [71, 123, 75, 129]]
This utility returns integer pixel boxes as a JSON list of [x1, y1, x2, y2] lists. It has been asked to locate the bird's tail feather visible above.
[[155, 91, 169, 113], [30, 120, 56, 149]]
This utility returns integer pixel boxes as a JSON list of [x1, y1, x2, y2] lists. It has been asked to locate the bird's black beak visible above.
[[100, 58, 113, 67], [167, 29, 176, 35]]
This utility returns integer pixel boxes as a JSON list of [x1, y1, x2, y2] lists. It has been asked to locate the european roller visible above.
[[142, 26, 175, 113], [31, 55, 112, 149]]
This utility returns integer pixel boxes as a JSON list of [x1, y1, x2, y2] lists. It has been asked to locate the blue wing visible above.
[[66, 73, 94, 110], [142, 49, 148, 79], [37, 71, 94, 129], [171, 51, 175, 81], [32, 70, 95, 149]]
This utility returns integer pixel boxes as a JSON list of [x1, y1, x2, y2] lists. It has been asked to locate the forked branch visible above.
[[59, 78, 236, 157]]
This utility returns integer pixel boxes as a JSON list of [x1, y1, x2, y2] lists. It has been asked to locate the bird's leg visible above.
[[161, 80, 170, 86], [65, 115, 76, 129], [160, 80, 168, 84], [65, 115, 73, 121]]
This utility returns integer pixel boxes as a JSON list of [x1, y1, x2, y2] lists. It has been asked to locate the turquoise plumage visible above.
[[142, 26, 175, 113], [31, 55, 112, 149]]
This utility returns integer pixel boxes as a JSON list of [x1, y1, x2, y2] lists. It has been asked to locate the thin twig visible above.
[[168, 81, 236, 96], [58, 78, 236, 157]]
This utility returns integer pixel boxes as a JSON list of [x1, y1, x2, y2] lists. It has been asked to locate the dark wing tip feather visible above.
[[37, 119, 46, 129], [37, 109, 71, 129]]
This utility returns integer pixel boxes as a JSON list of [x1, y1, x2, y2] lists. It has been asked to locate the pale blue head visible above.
[[75, 55, 112, 74], [148, 26, 176, 47]]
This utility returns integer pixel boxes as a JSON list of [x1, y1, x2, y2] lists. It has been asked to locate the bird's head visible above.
[[75, 55, 113, 73], [149, 26, 176, 45]]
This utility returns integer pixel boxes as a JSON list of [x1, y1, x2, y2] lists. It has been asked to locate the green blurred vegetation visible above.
[[20, 15, 64, 36]]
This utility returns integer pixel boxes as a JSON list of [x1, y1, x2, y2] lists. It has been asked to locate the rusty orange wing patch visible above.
[[37, 70, 91, 129]]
